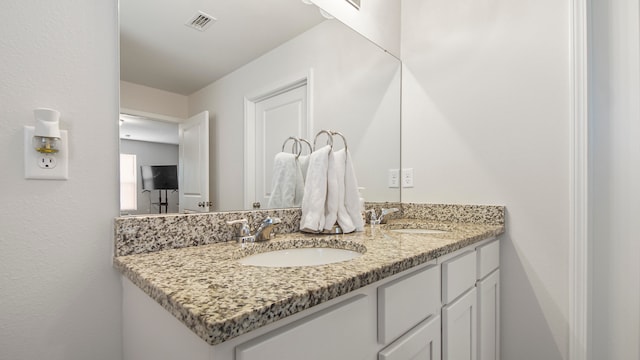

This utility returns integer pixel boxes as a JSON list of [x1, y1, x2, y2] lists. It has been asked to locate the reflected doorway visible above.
[[244, 76, 311, 209]]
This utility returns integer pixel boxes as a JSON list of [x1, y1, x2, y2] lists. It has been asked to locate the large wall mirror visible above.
[[119, 0, 400, 215]]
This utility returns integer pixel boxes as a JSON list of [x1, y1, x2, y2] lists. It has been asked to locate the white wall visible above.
[[5, 1, 635, 359], [310, 0, 400, 57], [120, 140, 180, 215], [400, 0, 571, 358], [589, 0, 640, 358], [120, 80, 188, 119], [0, 1, 122, 360], [189, 20, 400, 211]]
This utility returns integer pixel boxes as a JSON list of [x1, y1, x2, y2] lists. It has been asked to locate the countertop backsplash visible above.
[[114, 202, 504, 257]]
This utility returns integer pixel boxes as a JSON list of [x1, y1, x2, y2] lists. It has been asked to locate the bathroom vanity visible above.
[[114, 204, 504, 360]]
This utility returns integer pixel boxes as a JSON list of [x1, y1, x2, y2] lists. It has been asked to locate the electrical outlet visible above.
[[38, 156, 57, 169], [388, 169, 400, 188], [24, 126, 68, 180], [402, 168, 414, 188]]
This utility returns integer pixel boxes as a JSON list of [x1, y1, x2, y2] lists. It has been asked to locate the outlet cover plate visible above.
[[402, 168, 414, 188], [24, 126, 68, 180], [388, 169, 400, 188]]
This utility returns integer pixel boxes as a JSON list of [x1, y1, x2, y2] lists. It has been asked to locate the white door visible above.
[[179, 111, 209, 213], [378, 315, 441, 360], [477, 269, 500, 360], [251, 84, 308, 209], [443, 288, 477, 360]]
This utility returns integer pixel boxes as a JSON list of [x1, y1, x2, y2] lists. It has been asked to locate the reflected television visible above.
[[140, 165, 178, 190]]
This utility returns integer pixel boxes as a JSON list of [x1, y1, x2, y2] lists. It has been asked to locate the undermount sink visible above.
[[238, 247, 363, 267], [390, 228, 449, 235]]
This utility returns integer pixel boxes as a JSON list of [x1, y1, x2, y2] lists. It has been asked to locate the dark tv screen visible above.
[[141, 165, 178, 190]]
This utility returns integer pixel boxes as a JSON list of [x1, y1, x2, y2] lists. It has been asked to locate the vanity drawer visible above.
[[378, 263, 440, 344], [442, 251, 476, 304], [235, 295, 371, 360], [476, 239, 500, 280]]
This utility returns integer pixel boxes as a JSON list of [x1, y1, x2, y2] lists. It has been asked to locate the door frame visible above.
[[569, 0, 588, 359], [243, 69, 314, 209]]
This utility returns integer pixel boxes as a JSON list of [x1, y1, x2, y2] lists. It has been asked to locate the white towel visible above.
[[333, 149, 355, 233], [300, 145, 331, 233], [298, 155, 310, 182], [344, 149, 364, 231], [293, 158, 305, 207], [267, 152, 304, 209], [323, 149, 339, 231]]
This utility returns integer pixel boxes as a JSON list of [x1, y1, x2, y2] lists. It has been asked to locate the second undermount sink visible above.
[[390, 228, 449, 235], [238, 247, 363, 267]]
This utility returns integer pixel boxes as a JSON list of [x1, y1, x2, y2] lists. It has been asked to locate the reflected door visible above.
[[251, 84, 308, 209], [179, 111, 210, 213]]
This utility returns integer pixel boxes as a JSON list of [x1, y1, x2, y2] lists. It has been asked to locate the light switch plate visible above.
[[24, 126, 68, 180]]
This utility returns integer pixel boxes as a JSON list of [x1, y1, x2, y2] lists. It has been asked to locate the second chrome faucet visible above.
[[226, 217, 282, 243], [366, 207, 400, 225]]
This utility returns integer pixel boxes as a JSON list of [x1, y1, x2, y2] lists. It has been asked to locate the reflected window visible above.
[[120, 153, 137, 211]]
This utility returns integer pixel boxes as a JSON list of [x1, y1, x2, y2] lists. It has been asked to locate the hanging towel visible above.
[[298, 154, 310, 182], [300, 145, 332, 233], [293, 157, 305, 206], [267, 152, 304, 209], [333, 149, 355, 233], [323, 149, 339, 232], [344, 149, 364, 232]]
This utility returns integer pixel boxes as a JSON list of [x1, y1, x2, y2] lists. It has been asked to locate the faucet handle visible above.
[[381, 207, 400, 216], [379, 208, 400, 224], [264, 217, 282, 225], [226, 219, 251, 237]]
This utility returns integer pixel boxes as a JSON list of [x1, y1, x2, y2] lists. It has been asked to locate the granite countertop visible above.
[[114, 218, 504, 346]]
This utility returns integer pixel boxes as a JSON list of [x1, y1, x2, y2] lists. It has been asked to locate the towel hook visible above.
[[329, 131, 348, 152], [281, 136, 302, 158], [313, 130, 334, 151], [281, 136, 298, 152], [299, 138, 313, 155]]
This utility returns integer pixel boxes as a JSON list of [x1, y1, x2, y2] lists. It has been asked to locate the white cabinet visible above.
[[122, 238, 500, 360], [377, 264, 440, 344], [442, 250, 477, 304], [476, 240, 499, 280], [378, 315, 441, 360], [477, 269, 500, 360], [443, 287, 477, 360], [236, 295, 372, 360], [476, 239, 500, 360]]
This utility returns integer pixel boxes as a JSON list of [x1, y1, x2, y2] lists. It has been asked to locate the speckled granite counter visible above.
[[114, 211, 504, 346]]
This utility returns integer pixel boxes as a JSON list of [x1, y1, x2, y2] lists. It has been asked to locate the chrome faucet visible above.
[[226, 219, 253, 243], [366, 207, 400, 225], [226, 217, 282, 243], [253, 216, 281, 241]]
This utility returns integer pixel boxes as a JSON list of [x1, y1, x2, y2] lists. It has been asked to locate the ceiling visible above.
[[120, 0, 326, 95], [119, 114, 179, 144]]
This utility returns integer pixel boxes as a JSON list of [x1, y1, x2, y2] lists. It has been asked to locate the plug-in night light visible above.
[[32, 108, 61, 153]]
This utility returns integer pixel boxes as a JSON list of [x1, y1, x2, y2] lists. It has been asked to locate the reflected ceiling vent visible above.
[[185, 11, 217, 32]]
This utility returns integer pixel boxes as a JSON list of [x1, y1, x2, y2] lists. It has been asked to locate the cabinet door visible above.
[[378, 315, 441, 360], [236, 295, 372, 360], [477, 269, 500, 360], [443, 287, 477, 360]]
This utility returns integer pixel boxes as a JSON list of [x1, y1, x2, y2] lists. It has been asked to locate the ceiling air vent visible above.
[[185, 11, 216, 32]]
